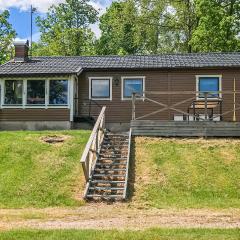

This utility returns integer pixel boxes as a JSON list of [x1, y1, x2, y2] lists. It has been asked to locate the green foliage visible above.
[[0, 130, 90, 208], [98, 0, 240, 54], [35, 0, 98, 56], [191, 0, 240, 52], [1, 229, 240, 240], [0, 10, 16, 64], [97, 1, 139, 55]]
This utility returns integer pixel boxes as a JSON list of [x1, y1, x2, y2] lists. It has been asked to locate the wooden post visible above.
[[132, 92, 136, 120], [204, 92, 208, 121], [233, 78, 236, 122]]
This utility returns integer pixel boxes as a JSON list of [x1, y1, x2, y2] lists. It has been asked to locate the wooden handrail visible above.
[[123, 128, 132, 200], [80, 106, 106, 182]]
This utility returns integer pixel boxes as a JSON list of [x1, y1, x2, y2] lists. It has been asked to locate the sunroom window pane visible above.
[[124, 79, 143, 98], [27, 80, 45, 105], [199, 77, 219, 98], [91, 79, 110, 98], [49, 80, 68, 105], [4, 80, 23, 105]]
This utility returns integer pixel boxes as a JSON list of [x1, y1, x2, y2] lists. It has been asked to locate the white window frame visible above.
[[121, 76, 145, 101], [89, 77, 112, 101], [0, 77, 71, 109], [196, 75, 222, 100]]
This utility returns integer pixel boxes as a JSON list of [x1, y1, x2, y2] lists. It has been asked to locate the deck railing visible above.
[[80, 106, 106, 182], [132, 90, 240, 122]]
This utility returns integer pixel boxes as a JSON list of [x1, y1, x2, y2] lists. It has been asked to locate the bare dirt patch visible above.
[[40, 135, 70, 144]]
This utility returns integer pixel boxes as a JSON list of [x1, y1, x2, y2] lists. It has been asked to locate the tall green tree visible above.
[[191, 0, 240, 52], [97, 0, 139, 55], [35, 0, 98, 56], [0, 10, 16, 64], [134, 0, 198, 53]]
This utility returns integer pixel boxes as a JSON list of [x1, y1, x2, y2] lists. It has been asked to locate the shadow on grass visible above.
[[126, 137, 136, 201]]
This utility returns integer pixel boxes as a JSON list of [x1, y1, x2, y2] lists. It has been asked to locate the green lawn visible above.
[[133, 137, 240, 209], [0, 130, 90, 208], [0, 229, 239, 240]]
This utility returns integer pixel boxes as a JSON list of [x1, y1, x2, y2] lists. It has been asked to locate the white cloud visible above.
[[14, 32, 40, 43], [1, 0, 113, 40], [0, 0, 65, 13], [0, 0, 112, 13]]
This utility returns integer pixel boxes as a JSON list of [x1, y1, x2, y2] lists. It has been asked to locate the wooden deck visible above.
[[131, 120, 240, 137]]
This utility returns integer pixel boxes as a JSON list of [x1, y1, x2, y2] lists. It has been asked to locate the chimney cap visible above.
[[13, 40, 29, 46]]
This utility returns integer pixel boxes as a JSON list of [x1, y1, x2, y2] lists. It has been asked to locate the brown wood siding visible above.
[[77, 69, 240, 123], [0, 109, 70, 121]]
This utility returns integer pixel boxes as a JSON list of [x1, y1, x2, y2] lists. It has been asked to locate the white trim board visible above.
[[196, 75, 222, 100], [121, 76, 146, 101], [0, 78, 70, 109], [89, 77, 113, 101]]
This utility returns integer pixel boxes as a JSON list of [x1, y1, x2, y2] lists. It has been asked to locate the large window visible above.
[[122, 77, 145, 99], [4, 80, 23, 105], [197, 76, 221, 98], [49, 80, 68, 105], [2, 79, 69, 107], [89, 78, 112, 100], [27, 80, 45, 105]]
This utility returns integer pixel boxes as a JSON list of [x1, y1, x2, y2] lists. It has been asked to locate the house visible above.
[[0, 41, 240, 131]]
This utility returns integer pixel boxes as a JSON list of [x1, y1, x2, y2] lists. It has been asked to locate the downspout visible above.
[[72, 68, 83, 121]]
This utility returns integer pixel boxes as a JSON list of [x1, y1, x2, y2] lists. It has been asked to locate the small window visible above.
[[90, 78, 112, 100], [27, 80, 45, 105], [122, 77, 144, 99], [4, 80, 23, 105], [49, 80, 68, 105], [197, 76, 221, 98]]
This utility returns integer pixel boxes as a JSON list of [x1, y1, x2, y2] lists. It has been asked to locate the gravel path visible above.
[[1, 204, 240, 231]]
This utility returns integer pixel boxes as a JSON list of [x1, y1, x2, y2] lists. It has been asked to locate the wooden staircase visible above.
[[86, 133, 129, 200], [80, 106, 131, 201]]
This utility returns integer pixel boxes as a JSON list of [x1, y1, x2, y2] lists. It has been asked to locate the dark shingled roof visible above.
[[0, 52, 240, 76]]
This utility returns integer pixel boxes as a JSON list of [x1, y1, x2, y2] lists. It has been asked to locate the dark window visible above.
[[27, 80, 45, 105], [198, 77, 220, 98], [49, 80, 68, 105], [123, 79, 143, 98], [91, 79, 110, 99], [4, 80, 23, 105]]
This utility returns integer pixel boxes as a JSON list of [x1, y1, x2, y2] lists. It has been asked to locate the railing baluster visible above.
[[204, 92, 208, 121]]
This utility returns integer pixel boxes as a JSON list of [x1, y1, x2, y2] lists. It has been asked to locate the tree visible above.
[[97, 0, 139, 55], [98, 0, 199, 54], [35, 0, 98, 56], [134, 0, 198, 53], [0, 10, 16, 64], [191, 0, 240, 52]]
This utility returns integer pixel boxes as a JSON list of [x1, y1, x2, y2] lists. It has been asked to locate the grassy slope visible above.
[[0, 130, 90, 208], [0, 229, 239, 240], [132, 137, 240, 208]]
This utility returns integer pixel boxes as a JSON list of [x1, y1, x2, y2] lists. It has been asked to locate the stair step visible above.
[[99, 157, 127, 160], [86, 194, 123, 199], [99, 154, 126, 158], [98, 158, 127, 162], [96, 163, 127, 166], [93, 174, 126, 178], [89, 187, 124, 191], [90, 180, 125, 184], [94, 168, 126, 172]]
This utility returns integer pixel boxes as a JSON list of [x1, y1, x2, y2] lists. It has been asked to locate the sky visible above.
[[0, 0, 112, 42]]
